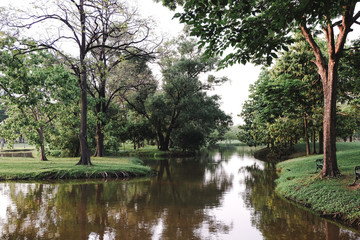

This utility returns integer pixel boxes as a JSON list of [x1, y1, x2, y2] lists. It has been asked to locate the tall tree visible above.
[[269, 37, 323, 155], [126, 36, 231, 151], [1, 0, 156, 164], [86, 1, 156, 157], [159, 0, 360, 177]]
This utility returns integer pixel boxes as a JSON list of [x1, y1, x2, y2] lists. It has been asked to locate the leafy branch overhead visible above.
[[159, 0, 360, 177]]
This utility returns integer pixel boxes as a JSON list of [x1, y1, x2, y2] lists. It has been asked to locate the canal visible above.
[[0, 146, 359, 239]]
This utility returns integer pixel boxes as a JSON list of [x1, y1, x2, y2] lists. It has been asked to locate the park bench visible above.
[[350, 166, 360, 186], [315, 158, 323, 172]]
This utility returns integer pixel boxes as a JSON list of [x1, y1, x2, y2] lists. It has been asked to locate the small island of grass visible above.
[[0, 156, 154, 181]]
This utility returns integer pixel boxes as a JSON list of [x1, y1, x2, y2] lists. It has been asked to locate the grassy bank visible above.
[[0, 156, 153, 180], [275, 142, 360, 227]]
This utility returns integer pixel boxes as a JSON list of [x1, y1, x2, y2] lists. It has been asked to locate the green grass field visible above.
[[0, 142, 193, 181], [0, 156, 153, 180], [276, 142, 360, 225]]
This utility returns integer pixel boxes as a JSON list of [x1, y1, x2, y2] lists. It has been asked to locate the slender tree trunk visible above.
[[303, 113, 310, 156], [94, 81, 106, 157], [311, 128, 317, 154], [40, 145, 47, 161], [37, 128, 48, 161], [93, 65, 107, 157], [94, 123, 104, 157], [77, 0, 92, 165], [77, 70, 92, 165]]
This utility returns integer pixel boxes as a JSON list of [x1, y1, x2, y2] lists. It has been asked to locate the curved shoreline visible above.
[[0, 148, 198, 181], [253, 143, 360, 230]]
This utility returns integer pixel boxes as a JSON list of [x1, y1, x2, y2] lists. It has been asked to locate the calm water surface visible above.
[[0, 146, 359, 239]]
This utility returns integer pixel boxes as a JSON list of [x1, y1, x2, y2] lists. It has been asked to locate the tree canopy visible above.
[[239, 37, 360, 158], [125, 36, 232, 151], [159, 0, 360, 177]]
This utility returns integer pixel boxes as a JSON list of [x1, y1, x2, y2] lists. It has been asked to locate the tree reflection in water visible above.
[[0, 147, 359, 240], [0, 155, 233, 240], [241, 162, 360, 240]]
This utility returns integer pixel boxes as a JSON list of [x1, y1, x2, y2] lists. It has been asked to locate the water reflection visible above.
[[242, 161, 360, 240], [0, 146, 359, 240], [0, 157, 232, 239]]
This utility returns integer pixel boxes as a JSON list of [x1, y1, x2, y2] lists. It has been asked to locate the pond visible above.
[[0, 146, 359, 240]]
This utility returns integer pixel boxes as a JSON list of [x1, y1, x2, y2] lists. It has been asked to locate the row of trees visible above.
[[0, 0, 231, 163], [238, 36, 360, 158], [158, 0, 360, 178]]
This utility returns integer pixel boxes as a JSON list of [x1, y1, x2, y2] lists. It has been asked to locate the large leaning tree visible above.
[[0, 0, 156, 164], [159, 0, 360, 177]]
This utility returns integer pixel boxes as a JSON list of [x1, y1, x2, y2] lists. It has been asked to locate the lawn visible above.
[[276, 142, 360, 226], [0, 156, 153, 180]]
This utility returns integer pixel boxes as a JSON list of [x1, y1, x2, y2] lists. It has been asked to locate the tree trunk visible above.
[[76, 0, 92, 166], [157, 131, 169, 151], [319, 129, 324, 154], [93, 122, 104, 157], [311, 128, 317, 154], [77, 70, 92, 165], [300, 15, 353, 177], [303, 113, 310, 156], [93, 67, 107, 157], [40, 145, 47, 161], [320, 61, 340, 177], [37, 128, 48, 161]]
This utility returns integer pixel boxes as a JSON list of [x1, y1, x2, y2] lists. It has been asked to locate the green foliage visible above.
[[239, 34, 360, 155], [238, 37, 326, 153], [336, 104, 360, 140], [126, 35, 231, 151], [338, 38, 360, 103], [0, 37, 78, 159], [0, 108, 6, 122], [161, 0, 357, 67], [172, 122, 206, 151], [122, 112, 156, 150], [267, 117, 302, 156], [47, 102, 81, 157]]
